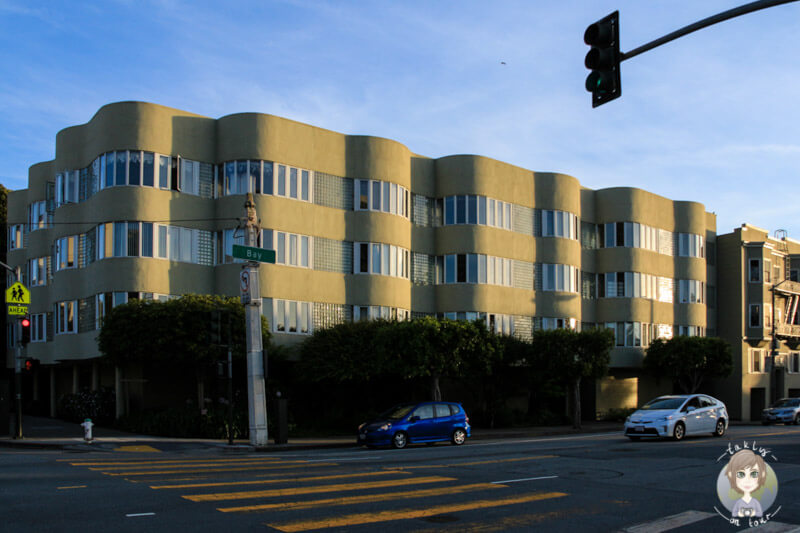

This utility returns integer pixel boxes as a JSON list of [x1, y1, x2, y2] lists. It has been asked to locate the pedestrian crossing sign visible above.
[[6, 282, 30, 305]]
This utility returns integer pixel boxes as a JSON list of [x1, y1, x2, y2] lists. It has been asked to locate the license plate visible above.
[[635, 426, 644, 432]]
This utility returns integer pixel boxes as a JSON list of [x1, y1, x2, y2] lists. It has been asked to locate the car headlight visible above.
[[625, 416, 630, 423], [358, 423, 365, 431], [379, 423, 392, 431]]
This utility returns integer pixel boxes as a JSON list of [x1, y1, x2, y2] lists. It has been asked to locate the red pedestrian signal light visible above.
[[20, 316, 31, 345], [25, 358, 34, 371]]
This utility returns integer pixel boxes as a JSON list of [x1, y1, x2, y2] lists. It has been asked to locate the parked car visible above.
[[357, 401, 471, 449], [623, 394, 728, 441], [761, 398, 800, 425]]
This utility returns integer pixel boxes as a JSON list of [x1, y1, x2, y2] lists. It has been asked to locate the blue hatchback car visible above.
[[357, 401, 471, 449]]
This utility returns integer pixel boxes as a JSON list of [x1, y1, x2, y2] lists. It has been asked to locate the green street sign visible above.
[[232, 245, 276, 264]]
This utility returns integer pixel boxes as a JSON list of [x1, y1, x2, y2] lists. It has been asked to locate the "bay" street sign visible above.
[[232, 245, 276, 264]]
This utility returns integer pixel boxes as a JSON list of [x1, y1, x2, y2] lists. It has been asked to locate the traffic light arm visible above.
[[621, 0, 798, 62]]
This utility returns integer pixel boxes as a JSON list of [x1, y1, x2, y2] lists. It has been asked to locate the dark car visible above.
[[357, 401, 471, 449]]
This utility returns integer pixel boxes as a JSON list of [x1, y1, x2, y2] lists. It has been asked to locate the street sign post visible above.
[[232, 245, 276, 264]]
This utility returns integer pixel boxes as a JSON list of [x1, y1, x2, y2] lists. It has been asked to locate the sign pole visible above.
[[242, 193, 268, 447]]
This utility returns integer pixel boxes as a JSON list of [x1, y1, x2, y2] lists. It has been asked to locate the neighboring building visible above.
[[5, 101, 715, 417], [716, 224, 800, 421]]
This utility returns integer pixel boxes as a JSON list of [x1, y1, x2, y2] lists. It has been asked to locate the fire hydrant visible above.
[[81, 418, 94, 442]]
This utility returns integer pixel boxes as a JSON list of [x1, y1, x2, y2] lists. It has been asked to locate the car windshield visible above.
[[379, 404, 415, 420], [772, 399, 800, 408], [640, 397, 686, 411]]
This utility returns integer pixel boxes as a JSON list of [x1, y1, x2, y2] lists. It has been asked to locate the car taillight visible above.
[[465, 415, 470, 424]]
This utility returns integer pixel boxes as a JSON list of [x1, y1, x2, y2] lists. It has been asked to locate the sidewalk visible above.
[[0, 415, 625, 452]]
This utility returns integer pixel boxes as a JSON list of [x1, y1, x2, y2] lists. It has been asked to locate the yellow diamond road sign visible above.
[[6, 282, 30, 305]]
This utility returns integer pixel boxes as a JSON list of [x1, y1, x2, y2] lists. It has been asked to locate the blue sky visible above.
[[1, 0, 798, 237]]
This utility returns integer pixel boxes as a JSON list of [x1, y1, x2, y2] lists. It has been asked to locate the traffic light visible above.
[[20, 316, 31, 345], [24, 358, 38, 372], [584, 11, 621, 108]]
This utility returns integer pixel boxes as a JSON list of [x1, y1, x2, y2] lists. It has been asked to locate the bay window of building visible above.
[[262, 230, 310, 268], [56, 300, 77, 334], [602, 222, 659, 252], [8, 224, 23, 250], [598, 272, 667, 301], [606, 322, 669, 347], [268, 298, 312, 334], [28, 201, 47, 231], [354, 179, 409, 218], [440, 311, 514, 335], [678, 279, 705, 304], [269, 163, 312, 202], [677, 233, 704, 258], [55, 235, 78, 271], [541, 210, 579, 240], [30, 313, 46, 343], [354, 306, 411, 322], [441, 254, 512, 287], [443, 195, 512, 230], [541, 317, 578, 330], [677, 325, 705, 337], [28, 257, 47, 287], [541, 264, 579, 293], [749, 304, 761, 328], [353, 242, 409, 279]]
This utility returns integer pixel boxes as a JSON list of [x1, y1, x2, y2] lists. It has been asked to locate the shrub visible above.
[[58, 388, 116, 425], [599, 407, 637, 422]]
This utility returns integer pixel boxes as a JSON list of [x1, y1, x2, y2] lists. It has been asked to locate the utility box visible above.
[[272, 398, 288, 444]]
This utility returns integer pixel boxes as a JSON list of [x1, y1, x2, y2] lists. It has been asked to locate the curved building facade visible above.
[[6, 101, 716, 415]]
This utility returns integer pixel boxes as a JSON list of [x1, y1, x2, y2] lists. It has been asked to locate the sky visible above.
[[1, 0, 798, 238]]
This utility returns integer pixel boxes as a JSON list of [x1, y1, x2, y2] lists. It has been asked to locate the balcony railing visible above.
[[773, 279, 800, 295], [775, 323, 800, 338]]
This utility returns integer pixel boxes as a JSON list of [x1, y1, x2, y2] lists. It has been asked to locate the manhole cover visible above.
[[422, 515, 459, 523]]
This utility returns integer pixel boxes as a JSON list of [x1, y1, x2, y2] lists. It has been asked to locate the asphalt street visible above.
[[1, 424, 799, 532]]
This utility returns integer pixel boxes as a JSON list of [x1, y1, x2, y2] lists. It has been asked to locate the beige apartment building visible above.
[[6, 101, 715, 417], [716, 224, 800, 421]]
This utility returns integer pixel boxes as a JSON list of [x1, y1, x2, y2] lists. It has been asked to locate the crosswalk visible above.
[[66, 453, 569, 531]]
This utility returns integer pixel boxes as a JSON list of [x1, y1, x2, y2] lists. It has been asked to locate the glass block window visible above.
[[313, 237, 352, 273], [314, 172, 353, 210], [513, 205, 534, 235], [412, 253, 437, 286], [313, 302, 352, 330], [513, 260, 534, 290]]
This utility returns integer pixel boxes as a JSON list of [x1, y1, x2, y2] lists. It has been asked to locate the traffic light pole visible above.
[[1, 259, 23, 439], [243, 194, 268, 447], [620, 0, 798, 62]]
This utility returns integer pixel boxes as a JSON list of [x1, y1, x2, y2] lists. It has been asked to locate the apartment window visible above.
[[30, 313, 46, 343], [55, 236, 78, 271], [272, 299, 311, 335], [56, 300, 77, 334], [541, 317, 578, 331], [443, 195, 510, 230], [541, 210, 578, 239], [354, 242, 409, 279], [749, 304, 761, 328], [789, 352, 800, 374], [542, 264, 579, 293], [791, 269, 799, 282], [749, 259, 761, 283], [28, 201, 47, 231], [354, 179, 408, 218], [679, 279, 704, 304], [8, 224, 23, 250], [265, 230, 310, 268], [764, 260, 772, 284], [750, 349, 766, 374], [28, 257, 47, 287]]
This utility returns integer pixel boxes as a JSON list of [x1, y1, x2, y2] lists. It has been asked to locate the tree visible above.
[[98, 294, 270, 368], [532, 327, 613, 429], [644, 336, 732, 394]]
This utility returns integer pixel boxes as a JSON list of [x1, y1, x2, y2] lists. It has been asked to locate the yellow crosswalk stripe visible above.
[[113, 445, 161, 453], [218, 482, 503, 513], [183, 475, 456, 502], [91, 459, 307, 471], [69, 457, 281, 467], [400, 454, 557, 469], [267, 491, 568, 532], [151, 469, 410, 489], [102, 463, 338, 476]]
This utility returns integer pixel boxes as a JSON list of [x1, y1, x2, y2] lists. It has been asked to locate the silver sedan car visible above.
[[761, 398, 800, 425], [624, 394, 728, 441]]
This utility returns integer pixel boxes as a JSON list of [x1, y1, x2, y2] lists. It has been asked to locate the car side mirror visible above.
[[685, 406, 696, 413], [409, 416, 419, 423]]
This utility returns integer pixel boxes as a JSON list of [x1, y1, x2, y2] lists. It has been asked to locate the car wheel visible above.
[[673, 422, 686, 441], [451, 428, 467, 445], [391, 431, 408, 449], [627, 436, 641, 441], [712, 419, 726, 437]]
